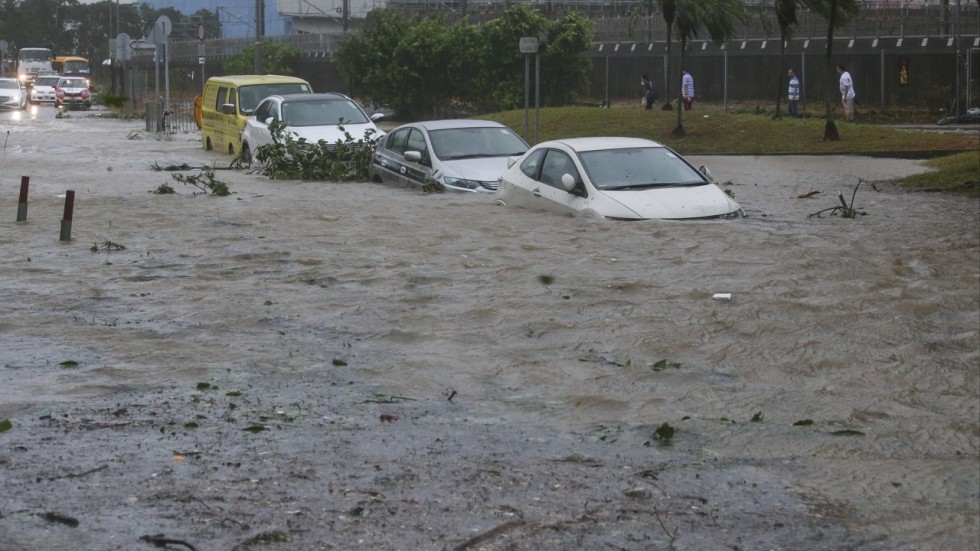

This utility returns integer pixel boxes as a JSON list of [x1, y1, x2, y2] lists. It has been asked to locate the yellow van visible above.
[[199, 74, 313, 156]]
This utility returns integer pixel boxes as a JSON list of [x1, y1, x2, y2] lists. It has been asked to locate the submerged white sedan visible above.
[[493, 137, 742, 220], [240, 93, 384, 161]]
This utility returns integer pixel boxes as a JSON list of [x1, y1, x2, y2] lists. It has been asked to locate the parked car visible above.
[[493, 137, 742, 220], [240, 92, 384, 161], [30, 74, 61, 104], [0, 77, 28, 110], [54, 77, 91, 109], [368, 119, 530, 193]]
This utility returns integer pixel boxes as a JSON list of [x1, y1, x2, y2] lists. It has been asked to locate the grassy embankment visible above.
[[480, 104, 979, 197]]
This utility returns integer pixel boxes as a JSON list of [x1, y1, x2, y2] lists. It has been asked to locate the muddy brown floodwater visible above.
[[0, 112, 978, 551]]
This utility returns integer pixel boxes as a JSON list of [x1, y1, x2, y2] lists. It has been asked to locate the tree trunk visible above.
[[775, 33, 786, 119], [823, 0, 840, 141]]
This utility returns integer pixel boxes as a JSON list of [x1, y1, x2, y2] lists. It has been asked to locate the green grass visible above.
[[897, 152, 980, 197], [478, 103, 979, 196]]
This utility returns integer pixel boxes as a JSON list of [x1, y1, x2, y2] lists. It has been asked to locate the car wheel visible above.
[[205, 137, 213, 151], [240, 143, 251, 163]]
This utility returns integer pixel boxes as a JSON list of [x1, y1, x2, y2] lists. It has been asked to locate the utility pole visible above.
[[253, 0, 263, 74]]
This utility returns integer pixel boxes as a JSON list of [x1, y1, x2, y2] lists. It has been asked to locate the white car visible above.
[[493, 137, 742, 220], [368, 119, 529, 193], [30, 75, 61, 104], [0, 77, 28, 110], [240, 93, 384, 161]]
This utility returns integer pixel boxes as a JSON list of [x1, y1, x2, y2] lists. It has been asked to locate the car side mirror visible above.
[[404, 150, 422, 163], [221, 103, 236, 115], [560, 173, 577, 192], [370, 113, 385, 122], [699, 165, 713, 182], [507, 155, 519, 169], [264, 117, 275, 126]]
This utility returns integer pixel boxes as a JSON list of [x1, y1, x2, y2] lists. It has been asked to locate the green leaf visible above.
[[793, 419, 814, 426], [196, 382, 212, 391], [0, 419, 12, 433], [332, 359, 348, 366], [225, 391, 242, 397], [538, 275, 555, 285], [243, 425, 267, 433], [830, 429, 865, 436], [653, 422, 675, 442], [751, 411, 763, 422], [59, 360, 79, 368]]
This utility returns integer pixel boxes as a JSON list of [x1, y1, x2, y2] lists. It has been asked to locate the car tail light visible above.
[[55, 87, 64, 100], [81, 88, 91, 100]]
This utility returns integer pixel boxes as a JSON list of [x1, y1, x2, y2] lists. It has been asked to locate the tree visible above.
[[671, 0, 748, 137], [224, 40, 300, 76], [808, 0, 860, 141], [774, 0, 799, 119], [656, 0, 677, 110]]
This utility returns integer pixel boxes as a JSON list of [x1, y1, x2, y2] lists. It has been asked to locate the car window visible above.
[[253, 99, 275, 123], [215, 86, 230, 110], [538, 150, 580, 190], [385, 128, 411, 155], [520, 149, 546, 180], [430, 127, 528, 160], [405, 129, 427, 155], [578, 147, 705, 190]]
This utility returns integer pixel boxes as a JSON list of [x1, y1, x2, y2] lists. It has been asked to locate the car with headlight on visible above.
[[240, 92, 384, 161], [368, 119, 529, 193], [30, 74, 61, 104], [493, 137, 742, 220], [0, 77, 28, 110], [54, 77, 91, 109]]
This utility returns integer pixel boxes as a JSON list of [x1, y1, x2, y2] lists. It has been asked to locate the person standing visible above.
[[787, 68, 801, 118], [837, 64, 856, 123], [640, 74, 657, 110], [681, 69, 694, 111]]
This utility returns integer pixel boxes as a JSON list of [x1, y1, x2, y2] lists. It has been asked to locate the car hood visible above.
[[439, 156, 513, 182], [290, 123, 380, 144], [596, 184, 741, 220]]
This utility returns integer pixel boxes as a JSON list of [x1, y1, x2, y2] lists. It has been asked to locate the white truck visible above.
[[16, 47, 54, 87]]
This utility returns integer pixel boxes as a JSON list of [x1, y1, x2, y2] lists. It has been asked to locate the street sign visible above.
[[199, 57, 205, 65], [519, 37, 538, 54]]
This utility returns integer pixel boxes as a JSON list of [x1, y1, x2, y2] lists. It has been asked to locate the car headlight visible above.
[[442, 176, 481, 190]]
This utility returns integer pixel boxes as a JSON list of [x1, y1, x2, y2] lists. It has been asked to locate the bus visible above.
[[16, 47, 54, 86], [52, 56, 91, 79]]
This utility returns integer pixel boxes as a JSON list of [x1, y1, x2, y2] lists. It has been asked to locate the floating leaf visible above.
[[751, 411, 763, 422], [793, 419, 814, 426], [332, 359, 348, 366], [243, 425, 266, 433], [537, 275, 554, 285], [184, 422, 198, 429], [652, 359, 681, 371], [225, 391, 241, 397], [196, 382, 211, 391], [59, 360, 79, 368], [653, 423, 675, 442], [0, 419, 12, 433]]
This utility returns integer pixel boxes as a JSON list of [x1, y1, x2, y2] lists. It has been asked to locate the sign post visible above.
[[198, 24, 206, 93]]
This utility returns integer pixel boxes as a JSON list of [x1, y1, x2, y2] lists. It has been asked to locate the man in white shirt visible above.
[[837, 64, 856, 123], [681, 69, 694, 111]]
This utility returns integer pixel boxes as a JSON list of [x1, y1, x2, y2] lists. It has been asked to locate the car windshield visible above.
[[0, 80, 17, 89], [60, 79, 87, 88], [281, 98, 369, 127], [238, 83, 312, 113], [429, 127, 528, 160], [578, 147, 706, 190], [35, 77, 60, 86]]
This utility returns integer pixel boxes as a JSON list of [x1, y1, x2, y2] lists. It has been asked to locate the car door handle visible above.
[[532, 188, 542, 198]]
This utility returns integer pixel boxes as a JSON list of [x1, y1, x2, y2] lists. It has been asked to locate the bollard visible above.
[[17, 176, 29, 222], [60, 190, 75, 242]]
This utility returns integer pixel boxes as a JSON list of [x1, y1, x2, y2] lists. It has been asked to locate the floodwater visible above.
[[1, 110, 978, 549]]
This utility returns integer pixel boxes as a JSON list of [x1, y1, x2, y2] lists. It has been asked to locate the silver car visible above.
[[0, 77, 28, 110], [30, 75, 61, 104], [368, 120, 529, 193], [494, 137, 743, 220]]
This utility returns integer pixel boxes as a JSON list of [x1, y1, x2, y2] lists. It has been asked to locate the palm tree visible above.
[[808, 0, 860, 140], [774, 0, 799, 119], [671, 0, 748, 136]]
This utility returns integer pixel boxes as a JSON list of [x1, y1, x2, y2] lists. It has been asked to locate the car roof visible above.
[[543, 137, 667, 152], [409, 119, 508, 131], [269, 93, 351, 103]]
